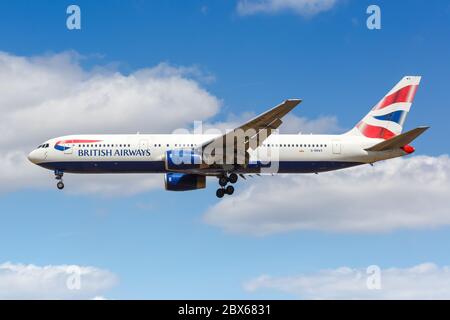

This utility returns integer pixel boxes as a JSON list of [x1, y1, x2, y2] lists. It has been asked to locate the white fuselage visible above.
[[28, 133, 406, 175]]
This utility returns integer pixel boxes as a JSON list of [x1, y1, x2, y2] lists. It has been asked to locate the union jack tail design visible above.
[[346, 76, 421, 139]]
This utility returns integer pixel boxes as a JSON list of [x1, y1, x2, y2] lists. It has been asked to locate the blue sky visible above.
[[1, 0, 450, 299]]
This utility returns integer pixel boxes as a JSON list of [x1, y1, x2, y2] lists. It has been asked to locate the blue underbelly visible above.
[[38, 161, 364, 174]]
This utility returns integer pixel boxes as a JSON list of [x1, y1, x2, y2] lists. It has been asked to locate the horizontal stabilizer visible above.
[[365, 126, 430, 152]]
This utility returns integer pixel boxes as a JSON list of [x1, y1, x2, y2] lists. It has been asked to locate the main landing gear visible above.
[[55, 170, 64, 190], [216, 173, 238, 198]]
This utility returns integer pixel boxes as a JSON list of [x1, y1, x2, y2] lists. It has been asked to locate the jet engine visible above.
[[164, 173, 206, 191]]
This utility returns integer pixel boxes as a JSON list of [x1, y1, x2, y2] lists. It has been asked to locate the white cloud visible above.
[[0, 262, 118, 299], [244, 263, 450, 299], [280, 114, 342, 134], [0, 51, 220, 194], [237, 0, 339, 17], [204, 155, 450, 235], [202, 112, 341, 135]]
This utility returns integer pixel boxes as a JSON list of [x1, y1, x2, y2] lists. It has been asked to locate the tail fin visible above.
[[346, 76, 421, 139]]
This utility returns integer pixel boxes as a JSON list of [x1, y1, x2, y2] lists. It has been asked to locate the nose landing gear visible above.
[[55, 170, 64, 190], [216, 173, 238, 198]]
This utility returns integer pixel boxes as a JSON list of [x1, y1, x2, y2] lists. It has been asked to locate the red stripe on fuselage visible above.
[[56, 139, 102, 145], [373, 85, 418, 110]]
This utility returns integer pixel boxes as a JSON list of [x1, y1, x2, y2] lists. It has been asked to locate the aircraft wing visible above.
[[200, 99, 302, 155]]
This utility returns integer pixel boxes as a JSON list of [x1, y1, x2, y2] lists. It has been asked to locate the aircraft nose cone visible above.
[[27, 150, 39, 164]]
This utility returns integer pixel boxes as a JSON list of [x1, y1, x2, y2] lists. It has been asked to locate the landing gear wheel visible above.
[[57, 181, 65, 190], [225, 185, 234, 195], [219, 176, 228, 187], [216, 188, 225, 198], [228, 173, 238, 184]]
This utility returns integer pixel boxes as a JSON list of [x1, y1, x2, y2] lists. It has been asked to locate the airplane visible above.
[[28, 76, 429, 198]]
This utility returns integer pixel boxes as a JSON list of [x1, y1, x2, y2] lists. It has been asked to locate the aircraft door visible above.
[[332, 141, 341, 154]]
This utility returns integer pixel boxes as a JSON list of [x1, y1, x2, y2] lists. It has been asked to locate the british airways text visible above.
[[78, 149, 151, 157]]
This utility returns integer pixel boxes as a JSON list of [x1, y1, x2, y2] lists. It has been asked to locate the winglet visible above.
[[284, 99, 302, 109], [365, 126, 430, 152]]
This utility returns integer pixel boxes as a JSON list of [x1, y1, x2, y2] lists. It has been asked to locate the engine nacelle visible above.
[[164, 173, 206, 191], [165, 149, 205, 171]]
